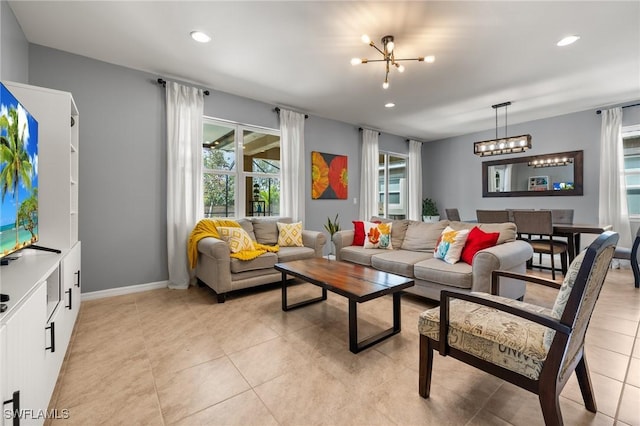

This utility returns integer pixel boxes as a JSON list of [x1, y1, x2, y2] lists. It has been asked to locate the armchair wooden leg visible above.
[[419, 335, 434, 398], [539, 386, 563, 426], [575, 355, 597, 412]]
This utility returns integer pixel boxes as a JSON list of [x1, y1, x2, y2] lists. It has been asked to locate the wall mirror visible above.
[[482, 150, 583, 197]]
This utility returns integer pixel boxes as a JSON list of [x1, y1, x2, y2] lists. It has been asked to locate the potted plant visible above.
[[422, 198, 440, 222], [324, 214, 341, 258]]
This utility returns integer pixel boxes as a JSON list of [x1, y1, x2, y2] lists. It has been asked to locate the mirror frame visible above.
[[482, 150, 583, 197]]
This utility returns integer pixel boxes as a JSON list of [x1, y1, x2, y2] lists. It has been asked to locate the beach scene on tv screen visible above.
[[0, 83, 38, 257]]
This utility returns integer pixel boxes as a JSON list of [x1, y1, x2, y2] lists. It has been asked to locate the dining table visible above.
[[553, 223, 613, 262]]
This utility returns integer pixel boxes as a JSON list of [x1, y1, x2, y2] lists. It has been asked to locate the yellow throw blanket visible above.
[[188, 219, 279, 269]]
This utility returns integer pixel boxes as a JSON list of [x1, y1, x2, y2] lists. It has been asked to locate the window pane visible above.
[[243, 130, 280, 173], [246, 176, 280, 216], [203, 122, 235, 171], [627, 190, 640, 215], [387, 155, 407, 219], [203, 174, 235, 218]]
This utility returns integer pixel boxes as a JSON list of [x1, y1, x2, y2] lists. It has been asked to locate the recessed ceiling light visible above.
[[557, 35, 580, 47], [385, 102, 395, 108], [190, 31, 211, 43]]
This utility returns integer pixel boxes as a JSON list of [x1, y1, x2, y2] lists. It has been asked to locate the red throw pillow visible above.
[[352, 221, 366, 246], [352, 220, 381, 246], [461, 226, 500, 265]]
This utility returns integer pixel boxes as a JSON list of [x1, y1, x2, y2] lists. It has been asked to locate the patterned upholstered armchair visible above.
[[418, 231, 618, 426]]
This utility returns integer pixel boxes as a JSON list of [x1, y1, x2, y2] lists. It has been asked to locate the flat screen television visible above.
[[0, 82, 39, 260]]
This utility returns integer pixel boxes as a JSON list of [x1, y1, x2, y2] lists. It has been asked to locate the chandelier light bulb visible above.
[[351, 58, 363, 66], [396, 64, 405, 72], [386, 41, 395, 52], [382, 80, 389, 89], [424, 56, 435, 63], [361, 34, 371, 44]]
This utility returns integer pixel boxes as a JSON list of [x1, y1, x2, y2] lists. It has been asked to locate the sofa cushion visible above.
[[401, 220, 449, 252], [371, 250, 433, 278], [434, 226, 470, 264], [418, 293, 551, 380], [339, 245, 387, 266], [460, 226, 500, 265], [449, 221, 516, 244], [414, 258, 473, 289], [230, 252, 278, 273], [276, 246, 317, 262], [277, 222, 304, 247], [370, 217, 410, 249], [216, 227, 256, 253], [363, 222, 393, 249], [237, 218, 256, 241], [252, 217, 292, 245]]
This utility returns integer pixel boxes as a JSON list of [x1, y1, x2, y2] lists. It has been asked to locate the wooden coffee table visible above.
[[275, 258, 414, 353]]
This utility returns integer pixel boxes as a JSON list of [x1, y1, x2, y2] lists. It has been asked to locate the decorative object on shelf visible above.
[[422, 198, 440, 222], [529, 156, 573, 168], [474, 101, 532, 156], [350, 34, 434, 89], [312, 151, 348, 199], [253, 183, 260, 201]]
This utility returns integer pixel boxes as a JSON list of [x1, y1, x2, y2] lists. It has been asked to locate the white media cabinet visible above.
[[1, 82, 81, 425], [1, 244, 81, 425]]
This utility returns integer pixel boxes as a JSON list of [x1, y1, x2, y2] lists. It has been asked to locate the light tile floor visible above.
[[47, 267, 640, 425]]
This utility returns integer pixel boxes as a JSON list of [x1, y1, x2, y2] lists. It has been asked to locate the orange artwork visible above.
[[311, 151, 348, 199]]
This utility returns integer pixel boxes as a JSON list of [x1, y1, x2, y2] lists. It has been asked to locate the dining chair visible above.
[[513, 210, 568, 280], [418, 231, 619, 426], [550, 209, 574, 225], [613, 227, 640, 288], [476, 209, 510, 223], [445, 208, 461, 221]]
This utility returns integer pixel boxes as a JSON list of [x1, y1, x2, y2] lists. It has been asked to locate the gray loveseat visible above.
[[332, 218, 533, 301], [196, 216, 327, 302]]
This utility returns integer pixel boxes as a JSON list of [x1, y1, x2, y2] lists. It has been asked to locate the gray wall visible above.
[[0, 0, 28, 82], [26, 44, 409, 292], [423, 110, 604, 224]]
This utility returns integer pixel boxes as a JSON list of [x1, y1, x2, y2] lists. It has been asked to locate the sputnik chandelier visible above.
[[350, 35, 434, 89]]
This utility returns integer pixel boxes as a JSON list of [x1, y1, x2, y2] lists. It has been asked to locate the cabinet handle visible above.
[[3, 390, 20, 426], [65, 288, 72, 310], [45, 322, 56, 353], [75, 270, 81, 288]]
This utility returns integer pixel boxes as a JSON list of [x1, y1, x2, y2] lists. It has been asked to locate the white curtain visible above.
[[408, 140, 422, 221], [599, 107, 632, 249], [166, 82, 204, 289], [279, 109, 306, 222], [359, 129, 379, 220]]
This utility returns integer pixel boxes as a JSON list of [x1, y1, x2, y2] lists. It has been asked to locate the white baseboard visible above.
[[81, 280, 171, 301]]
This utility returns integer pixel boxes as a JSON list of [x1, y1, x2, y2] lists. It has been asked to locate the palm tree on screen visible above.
[[0, 107, 33, 245]]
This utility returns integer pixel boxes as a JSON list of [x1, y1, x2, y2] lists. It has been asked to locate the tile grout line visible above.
[[613, 314, 640, 424]]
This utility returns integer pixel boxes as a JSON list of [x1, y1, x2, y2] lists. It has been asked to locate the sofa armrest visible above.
[[197, 236, 231, 259], [471, 240, 533, 295], [302, 230, 327, 257], [332, 230, 355, 261]]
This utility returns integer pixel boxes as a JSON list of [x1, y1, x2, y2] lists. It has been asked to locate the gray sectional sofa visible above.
[[196, 216, 327, 302], [332, 218, 533, 301]]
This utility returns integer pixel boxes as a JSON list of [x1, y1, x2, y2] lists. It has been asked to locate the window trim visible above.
[[623, 124, 640, 219], [378, 150, 409, 219], [203, 116, 281, 218]]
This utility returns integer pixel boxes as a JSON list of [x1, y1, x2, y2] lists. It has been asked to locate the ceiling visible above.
[[8, 1, 640, 142]]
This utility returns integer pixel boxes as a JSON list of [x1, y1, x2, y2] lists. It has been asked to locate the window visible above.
[[624, 125, 640, 218], [378, 152, 408, 219], [203, 118, 280, 218]]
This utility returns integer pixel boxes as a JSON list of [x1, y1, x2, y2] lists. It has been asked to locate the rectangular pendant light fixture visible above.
[[474, 102, 532, 156]]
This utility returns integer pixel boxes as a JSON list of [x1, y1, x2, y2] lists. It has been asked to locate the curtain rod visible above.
[[358, 127, 381, 135], [157, 78, 210, 96], [596, 102, 640, 114], [274, 107, 309, 119]]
